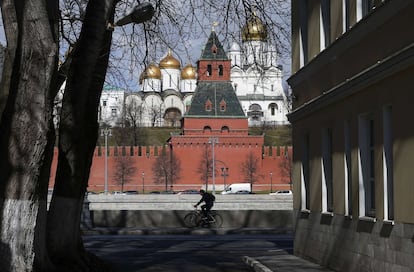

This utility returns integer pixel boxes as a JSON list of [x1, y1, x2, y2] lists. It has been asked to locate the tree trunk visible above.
[[47, 0, 116, 270], [0, 1, 58, 271]]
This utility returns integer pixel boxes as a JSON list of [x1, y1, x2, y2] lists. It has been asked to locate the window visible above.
[[219, 99, 226, 112], [320, 0, 331, 49], [322, 128, 333, 213], [358, 114, 376, 218], [111, 108, 117, 117], [342, 0, 351, 32], [218, 65, 223, 76], [269, 103, 278, 116], [207, 65, 212, 77], [205, 99, 212, 112], [221, 126, 229, 133], [203, 126, 212, 133], [344, 120, 352, 216], [299, 0, 309, 66], [301, 133, 311, 211], [103, 101, 107, 106], [383, 106, 394, 221]]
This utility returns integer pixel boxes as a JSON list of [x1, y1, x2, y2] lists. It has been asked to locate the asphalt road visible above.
[[83, 234, 293, 272]]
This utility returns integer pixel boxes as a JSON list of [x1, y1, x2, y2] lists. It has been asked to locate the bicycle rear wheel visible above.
[[210, 213, 223, 228], [184, 212, 199, 228]]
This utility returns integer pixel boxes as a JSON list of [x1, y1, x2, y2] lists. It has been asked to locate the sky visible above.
[[0, 1, 291, 93]]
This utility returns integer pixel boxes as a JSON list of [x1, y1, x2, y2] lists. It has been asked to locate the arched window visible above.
[[207, 65, 212, 76], [221, 126, 229, 133], [269, 103, 279, 116], [218, 65, 224, 76], [203, 126, 212, 133]]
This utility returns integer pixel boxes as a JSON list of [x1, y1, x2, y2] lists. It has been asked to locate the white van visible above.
[[221, 183, 251, 194]]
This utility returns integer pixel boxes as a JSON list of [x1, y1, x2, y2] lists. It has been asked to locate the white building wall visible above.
[[161, 68, 180, 91]]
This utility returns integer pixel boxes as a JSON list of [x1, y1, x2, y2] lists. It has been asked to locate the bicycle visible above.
[[184, 208, 223, 228]]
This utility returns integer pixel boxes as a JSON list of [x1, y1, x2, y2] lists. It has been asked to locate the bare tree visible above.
[[152, 146, 181, 191], [197, 146, 214, 191], [240, 151, 262, 192], [148, 104, 163, 127], [113, 154, 137, 192], [124, 96, 147, 145]]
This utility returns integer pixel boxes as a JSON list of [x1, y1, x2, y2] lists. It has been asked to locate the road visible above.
[[83, 233, 293, 272]]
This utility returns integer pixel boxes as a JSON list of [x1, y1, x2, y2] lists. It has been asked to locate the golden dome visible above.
[[181, 64, 197, 80], [242, 13, 267, 42], [159, 49, 181, 69], [140, 63, 161, 83]]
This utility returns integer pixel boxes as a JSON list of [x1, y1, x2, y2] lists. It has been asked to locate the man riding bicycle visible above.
[[194, 189, 215, 218]]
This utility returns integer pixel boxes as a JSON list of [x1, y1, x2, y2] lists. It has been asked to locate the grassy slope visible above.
[[103, 126, 292, 147]]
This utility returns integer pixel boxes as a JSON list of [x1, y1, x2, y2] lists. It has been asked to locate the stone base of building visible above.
[[294, 210, 414, 271]]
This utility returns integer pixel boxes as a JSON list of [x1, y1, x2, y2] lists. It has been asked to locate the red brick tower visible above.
[[169, 28, 264, 192]]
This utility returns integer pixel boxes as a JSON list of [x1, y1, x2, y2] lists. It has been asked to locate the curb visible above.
[[243, 256, 274, 272]]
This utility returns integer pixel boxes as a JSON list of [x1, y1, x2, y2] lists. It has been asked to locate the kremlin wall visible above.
[[49, 144, 292, 193]]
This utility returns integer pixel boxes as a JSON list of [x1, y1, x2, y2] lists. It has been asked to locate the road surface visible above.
[[83, 233, 293, 272]]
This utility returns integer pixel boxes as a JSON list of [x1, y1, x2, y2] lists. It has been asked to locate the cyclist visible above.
[[194, 189, 215, 218]]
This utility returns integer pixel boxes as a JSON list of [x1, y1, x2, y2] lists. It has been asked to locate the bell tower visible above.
[[197, 26, 231, 82]]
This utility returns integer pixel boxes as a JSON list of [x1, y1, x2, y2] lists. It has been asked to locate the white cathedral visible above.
[[98, 14, 290, 128]]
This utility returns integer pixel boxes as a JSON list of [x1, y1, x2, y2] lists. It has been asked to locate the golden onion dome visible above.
[[140, 63, 161, 83], [181, 64, 197, 80], [242, 13, 267, 42], [159, 49, 181, 69]]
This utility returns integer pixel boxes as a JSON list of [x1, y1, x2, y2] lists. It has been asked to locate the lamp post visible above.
[[101, 127, 112, 194], [208, 137, 219, 194], [221, 167, 229, 189], [142, 171, 145, 194], [270, 171, 273, 193]]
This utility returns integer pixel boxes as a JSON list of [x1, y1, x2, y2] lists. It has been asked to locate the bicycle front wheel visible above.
[[184, 212, 199, 228], [210, 213, 223, 228]]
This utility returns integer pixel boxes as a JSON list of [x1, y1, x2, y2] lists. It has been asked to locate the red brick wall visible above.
[[197, 59, 231, 81], [49, 145, 292, 193]]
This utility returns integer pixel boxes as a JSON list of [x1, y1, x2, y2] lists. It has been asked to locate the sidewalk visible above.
[[244, 253, 333, 272]]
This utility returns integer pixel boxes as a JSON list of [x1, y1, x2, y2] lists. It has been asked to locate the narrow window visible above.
[[342, 0, 351, 32], [299, 0, 309, 65], [344, 120, 352, 216], [358, 114, 376, 218], [383, 106, 394, 221], [321, 0, 331, 49], [207, 65, 212, 77], [322, 128, 333, 213], [218, 65, 224, 76], [301, 133, 311, 211]]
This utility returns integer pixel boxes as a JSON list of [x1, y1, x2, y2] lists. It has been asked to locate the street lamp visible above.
[[101, 127, 112, 194], [208, 137, 219, 194], [270, 171, 273, 193], [142, 171, 145, 194], [107, 3, 155, 30], [220, 167, 229, 189]]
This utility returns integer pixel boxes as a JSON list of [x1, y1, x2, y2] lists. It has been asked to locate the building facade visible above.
[[98, 13, 289, 128], [289, 0, 414, 271]]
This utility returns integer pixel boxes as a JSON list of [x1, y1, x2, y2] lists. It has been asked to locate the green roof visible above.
[[186, 81, 245, 117], [200, 31, 228, 60]]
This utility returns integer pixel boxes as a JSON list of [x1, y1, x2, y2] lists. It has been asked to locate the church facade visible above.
[[98, 13, 289, 128]]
